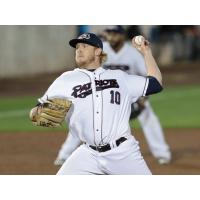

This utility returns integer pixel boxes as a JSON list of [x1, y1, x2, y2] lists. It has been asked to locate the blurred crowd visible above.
[[149, 26, 200, 65], [99, 25, 200, 66]]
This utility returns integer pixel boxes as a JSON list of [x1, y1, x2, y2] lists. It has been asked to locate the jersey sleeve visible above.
[[124, 73, 163, 102], [124, 73, 148, 101], [38, 73, 71, 103]]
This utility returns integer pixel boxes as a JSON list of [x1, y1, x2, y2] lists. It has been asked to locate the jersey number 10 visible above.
[[110, 90, 121, 105]]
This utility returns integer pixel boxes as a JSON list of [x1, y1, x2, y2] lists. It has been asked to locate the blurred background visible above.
[[0, 25, 199, 174]]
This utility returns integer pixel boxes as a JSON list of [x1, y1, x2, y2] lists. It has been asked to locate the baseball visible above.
[[134, 35, 145, 45]]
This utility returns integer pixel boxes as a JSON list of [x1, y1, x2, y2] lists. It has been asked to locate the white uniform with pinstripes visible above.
[[39, 67, 151, 174], [56, 42, 171, 164]]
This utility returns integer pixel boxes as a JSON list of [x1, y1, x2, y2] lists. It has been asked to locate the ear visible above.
[[95, 48, 102, 56]]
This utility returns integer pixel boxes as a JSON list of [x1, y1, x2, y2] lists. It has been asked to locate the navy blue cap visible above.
[[69, 33, 103, 49], [105, 25, 125, 34]]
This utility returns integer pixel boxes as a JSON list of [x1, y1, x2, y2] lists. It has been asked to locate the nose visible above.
[[76, 46, 83, 54]]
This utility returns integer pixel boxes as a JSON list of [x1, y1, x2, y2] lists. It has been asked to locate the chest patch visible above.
[[71, 79, 119, 98]]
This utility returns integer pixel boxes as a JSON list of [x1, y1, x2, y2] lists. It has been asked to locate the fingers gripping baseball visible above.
[[132, 35, 151, 54], [30, 98, 72, 128]]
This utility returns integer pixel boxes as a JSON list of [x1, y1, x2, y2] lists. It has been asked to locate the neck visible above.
[[79, 60, 101, 70]]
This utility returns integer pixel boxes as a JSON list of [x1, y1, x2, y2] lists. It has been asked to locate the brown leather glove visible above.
[[30, 98, 72, 128]]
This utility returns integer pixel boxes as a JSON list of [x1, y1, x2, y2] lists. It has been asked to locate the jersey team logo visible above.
[[78, 33, 91, 40], [71, 79, 119, 98]]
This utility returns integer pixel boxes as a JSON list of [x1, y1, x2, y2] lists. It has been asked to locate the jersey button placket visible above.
[[95, 86, 102, 143], [95, 96, 102, 135], [91, 74, 102, 144], [94, 69, 105, 145], [94, 72, 97, 80]]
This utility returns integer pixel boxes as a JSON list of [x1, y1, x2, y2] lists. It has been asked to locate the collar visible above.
[[88, 69, 96, 72], [75, 66, 106, 75]]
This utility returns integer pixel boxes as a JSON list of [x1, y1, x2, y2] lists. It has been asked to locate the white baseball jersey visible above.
[[53, 41, 170, 173], [103, 41, 147, 76], [38, 67, 149, 146]]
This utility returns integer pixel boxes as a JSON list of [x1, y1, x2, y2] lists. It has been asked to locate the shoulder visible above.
[[58, 69, 82, 79], [48, 69, 79, 86], [60, 69, 77, 77]]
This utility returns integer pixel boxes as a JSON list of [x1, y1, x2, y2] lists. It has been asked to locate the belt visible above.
[[89, 137, 127, 153]]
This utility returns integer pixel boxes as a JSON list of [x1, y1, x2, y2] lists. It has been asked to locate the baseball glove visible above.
[[30, 98, 72, 128]]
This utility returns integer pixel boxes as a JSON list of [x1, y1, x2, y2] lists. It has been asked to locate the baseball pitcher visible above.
[[30, 32, 163, 174], [54, 26, 171, 166]]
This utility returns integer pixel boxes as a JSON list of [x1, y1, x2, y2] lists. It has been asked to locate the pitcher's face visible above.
[[75, 43, 96, 67]]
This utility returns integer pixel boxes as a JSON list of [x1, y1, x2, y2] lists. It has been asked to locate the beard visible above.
[[75, 55, 95, 68], [76, 59, 87, 68]]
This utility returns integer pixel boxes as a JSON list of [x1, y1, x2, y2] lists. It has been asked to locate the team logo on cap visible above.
[[78, 33, 90, 40]]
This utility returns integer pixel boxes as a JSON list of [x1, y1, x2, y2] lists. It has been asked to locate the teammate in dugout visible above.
[[30, 32, 163, 174], [54, 26, 172, 166]]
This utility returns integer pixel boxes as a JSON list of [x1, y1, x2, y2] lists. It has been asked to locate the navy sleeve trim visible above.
[[145, 76, 163, 96], [142, 77, 149, 96]]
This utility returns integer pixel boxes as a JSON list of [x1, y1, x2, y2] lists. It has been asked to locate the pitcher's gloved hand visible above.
[[30, 98, 72, 128]]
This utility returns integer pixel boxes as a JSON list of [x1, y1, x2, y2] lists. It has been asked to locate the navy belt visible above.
[[89, 137, 127, 152]]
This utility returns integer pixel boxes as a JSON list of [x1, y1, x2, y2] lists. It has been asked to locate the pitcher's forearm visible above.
[[143, 49, 162, 85], [131, 36, 162, 85]]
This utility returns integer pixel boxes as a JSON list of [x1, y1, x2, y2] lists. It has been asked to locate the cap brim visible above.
[[69, 39, 100, 48], [69, 39, 82, 48]]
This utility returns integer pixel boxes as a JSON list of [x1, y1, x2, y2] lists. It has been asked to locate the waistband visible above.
[[89, 137, 127, 153]]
